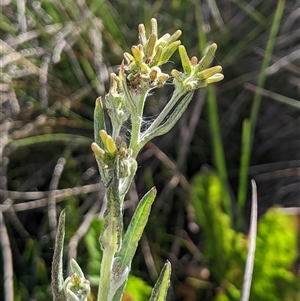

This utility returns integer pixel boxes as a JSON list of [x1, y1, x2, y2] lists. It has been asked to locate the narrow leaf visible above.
[[51, 209, 66, 301], [70, 258, 85, 279], [149, 261, 171, 301], [117, 187, 157, 268], [94, 97, 106, 149], [237, 119, 251, 230]]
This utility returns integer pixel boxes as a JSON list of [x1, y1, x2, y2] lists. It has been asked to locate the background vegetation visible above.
[[1, 0, 299, 300]]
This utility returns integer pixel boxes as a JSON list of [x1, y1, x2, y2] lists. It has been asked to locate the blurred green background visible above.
[[1, 0, 299, 300]]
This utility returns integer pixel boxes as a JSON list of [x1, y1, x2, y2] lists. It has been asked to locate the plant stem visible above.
[[97, 168, 123, 301], [142, 87, 185, 136], [97, 196, 119, 301], [97, 245, 115, 301]]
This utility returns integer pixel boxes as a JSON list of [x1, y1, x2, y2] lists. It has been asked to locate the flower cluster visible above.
[[123, 18, 182, 90], [172, 43, 224, 91], [63, 259, 90, 301], [105, 73, 130, 133], [91, 130, 137, 193]]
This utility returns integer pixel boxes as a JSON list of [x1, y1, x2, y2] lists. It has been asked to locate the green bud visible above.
[[140, 62, 151, 74], [150, 18, 158, 36], [165, 29, 182, 45], [157, 33, 171, 45], [159, 40, 181, 65], [91, 142, 105, 158], [206, 73, 224, 84], [131, 45, 143, 64], [150, 45, 163, 67], [171, 69, 182, 80], [138, 23, 147, 46], [124, 52, 134, 64], [197, 65, 222, 80], [178, 45, 192, 74], [145, 33, 157, 57], [100, 130, 118, 154], [197, 43, 217, 71]]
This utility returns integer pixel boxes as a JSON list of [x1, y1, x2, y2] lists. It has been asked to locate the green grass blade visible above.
[[206, 85, 232, 219], [237, 119, 251, 229], [249, 0, 286, 138], [245, 83, 300, 109], [195, 0, 232, 219], [8, 134, 92, 148], [237, 0, 286, 216], [231, 0, 266, 24]]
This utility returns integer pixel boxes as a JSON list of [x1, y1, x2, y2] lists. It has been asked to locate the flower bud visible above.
[[145, 33, 157, 57], [165, 30, 182, 45], [91, 142, 105, 159], [131, 45, 143, 64], [159, 41, 181, 65], [100, 130, 118, 154], [197, 43, 217, 71], [138, 23, 147, 45], [150, 45, 163, 67], [178, 45, 192, 74], [197, 66, 222, 80], [206, 73, 224, 84], [150, 18, 158, 36]]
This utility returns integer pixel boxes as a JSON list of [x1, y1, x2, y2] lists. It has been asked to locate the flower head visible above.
[[91, 130, 136, 185], [63, 259, 90, 301], [171, 43, 224, 91], [123, 18, 182, 90]]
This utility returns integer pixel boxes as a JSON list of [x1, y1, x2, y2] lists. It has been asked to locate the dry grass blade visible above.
[[240, 179, 258, 301], [0, 212, 13, 301]]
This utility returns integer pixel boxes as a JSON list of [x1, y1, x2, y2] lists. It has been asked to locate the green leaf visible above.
[[148, 261, 171, 301], [94, 97, 107, 149], [117, 187, 157, 269]]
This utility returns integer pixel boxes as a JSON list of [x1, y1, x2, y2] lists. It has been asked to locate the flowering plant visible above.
[[51, 18, 223, 301]]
